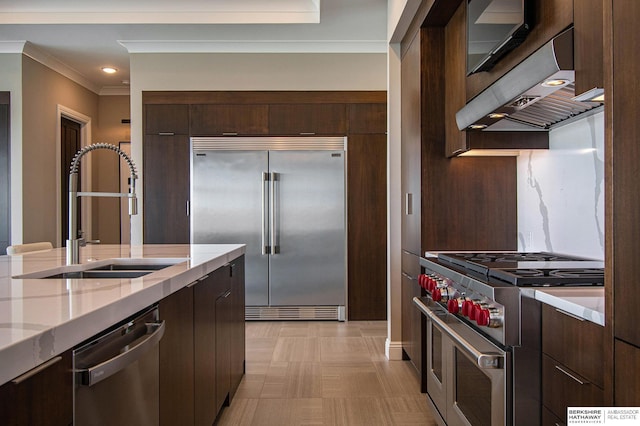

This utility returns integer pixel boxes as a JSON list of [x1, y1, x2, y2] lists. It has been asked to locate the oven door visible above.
[[415, 297, 508, 426]]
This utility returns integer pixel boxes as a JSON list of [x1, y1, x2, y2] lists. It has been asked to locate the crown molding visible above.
[[22, 42, 101, 94], [0, 41, 27, 53], [99, 86, 131, 96], [0, 11, 320, 25], [119, 40, 388, 54]]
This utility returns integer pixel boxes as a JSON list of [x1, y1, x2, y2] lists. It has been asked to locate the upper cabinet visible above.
[[190, 104, 269, 136], [348, 103, 387, 134], [269, 103, 347, 135], [573, 0, 604, 98], [145, 104, 190, 135]]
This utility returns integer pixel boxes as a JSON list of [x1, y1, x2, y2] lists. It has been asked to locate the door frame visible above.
[[56, 105, 92, 248]]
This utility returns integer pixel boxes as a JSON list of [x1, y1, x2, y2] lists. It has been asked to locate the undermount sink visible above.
[[42, 270, 155, 279], [13, 258, 188, 280]]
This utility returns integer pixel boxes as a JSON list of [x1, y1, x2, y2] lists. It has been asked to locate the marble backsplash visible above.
[[517, 110, 605, 260]]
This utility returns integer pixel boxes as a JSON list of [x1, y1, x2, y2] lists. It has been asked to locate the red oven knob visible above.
[[447, 298, 460, 314], [461, 300, 474, 317], [476, 308, 490, 326], [432, 288, 442, 302], [418, 274, 426, 289]]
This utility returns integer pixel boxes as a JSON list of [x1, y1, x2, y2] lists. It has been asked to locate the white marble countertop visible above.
[[0, 244, 245, 386], [533, 287, 605, 326]]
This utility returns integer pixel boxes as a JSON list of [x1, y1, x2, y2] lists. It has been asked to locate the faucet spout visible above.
[[67, 143, 138, 265]]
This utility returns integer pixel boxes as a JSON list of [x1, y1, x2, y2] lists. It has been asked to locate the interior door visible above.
[[191, 150, 269, 306], [268, 150, 345, 306]]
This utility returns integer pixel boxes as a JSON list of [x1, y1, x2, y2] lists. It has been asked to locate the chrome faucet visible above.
[[66, 143, 138, 264]]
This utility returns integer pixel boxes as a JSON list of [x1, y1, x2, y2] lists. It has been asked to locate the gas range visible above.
[[415, 252, 604, 425], [418, 252, 604, 347]]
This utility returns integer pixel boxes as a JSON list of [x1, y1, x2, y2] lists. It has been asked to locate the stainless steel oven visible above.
[[415, 252, 603, 426], [416, 296, 507, 426]]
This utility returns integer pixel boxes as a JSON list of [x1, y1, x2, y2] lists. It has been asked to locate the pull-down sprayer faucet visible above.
[[66, 143, 138, 265]]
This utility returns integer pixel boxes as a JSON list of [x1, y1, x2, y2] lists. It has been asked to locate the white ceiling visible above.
[[0, 0, 388, 94]]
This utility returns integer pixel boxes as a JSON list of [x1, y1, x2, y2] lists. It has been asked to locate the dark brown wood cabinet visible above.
[[144, 92, 387, 321], [0, 351, 73, 426], [143, 134, 190, 244], [573, 0, 604, 97], [347, 133, 387, 320], [190, 104, 268, 136], [348, 103, 387, 134], [145, 104, 190, 135], [215, 278, 232, 413], [269, 103, 347, 135], [159, 256, 245, 426], [159, 285, 195, 426], [229, 259, 246, 399], [542, 304, 605, 422], [614, 339, 640, 406]]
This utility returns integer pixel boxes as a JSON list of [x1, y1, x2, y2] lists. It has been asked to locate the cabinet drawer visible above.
[[542, 405, 565, 426], [542, 304, 604, 387], [542, 354, 604, 421], [190, 104, 269, 135]]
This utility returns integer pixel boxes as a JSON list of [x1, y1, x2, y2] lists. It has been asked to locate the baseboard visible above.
[[385, 338, 404, 360]]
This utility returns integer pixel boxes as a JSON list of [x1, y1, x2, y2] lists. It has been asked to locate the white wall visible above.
[[129, 52, 387, 243], [517, 111, 605, 260]]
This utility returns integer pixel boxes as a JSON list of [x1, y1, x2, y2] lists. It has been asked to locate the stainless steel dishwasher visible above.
[[73, 305, 165, 426]]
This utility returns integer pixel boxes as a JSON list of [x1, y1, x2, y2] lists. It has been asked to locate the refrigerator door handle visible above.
[[270, 171, 279, 254], [262, 172, 270, 255]]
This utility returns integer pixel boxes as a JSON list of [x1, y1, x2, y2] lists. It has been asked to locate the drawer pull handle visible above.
[[555, 365, 589, 385], [12, 356, 62, 384]]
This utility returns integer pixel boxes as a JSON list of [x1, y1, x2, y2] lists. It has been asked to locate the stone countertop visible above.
[[0, 244, 245, 386], [532, 287, 605, 326]]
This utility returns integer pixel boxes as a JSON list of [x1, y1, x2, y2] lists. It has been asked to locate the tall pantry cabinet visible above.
[[607, 0, 640, 405]]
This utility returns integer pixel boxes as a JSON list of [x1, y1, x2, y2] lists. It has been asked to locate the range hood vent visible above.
[[456, 28, 603, 132]]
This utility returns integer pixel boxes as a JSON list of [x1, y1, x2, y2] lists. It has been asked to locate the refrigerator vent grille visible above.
[[245, 306, 341, 321], [192, 136, 346, 151]]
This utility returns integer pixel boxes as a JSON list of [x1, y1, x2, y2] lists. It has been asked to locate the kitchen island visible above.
[[0, 243, 245, 387]]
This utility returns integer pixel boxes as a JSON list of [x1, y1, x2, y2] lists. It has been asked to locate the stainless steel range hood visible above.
[[456, 28, 603, 132]]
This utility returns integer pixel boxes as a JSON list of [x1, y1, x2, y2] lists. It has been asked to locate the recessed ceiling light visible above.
[[101, 67, 117, 74], [488, 113, 508, 119], [541, 79, 568, 87], [469, 124, 487, 130]]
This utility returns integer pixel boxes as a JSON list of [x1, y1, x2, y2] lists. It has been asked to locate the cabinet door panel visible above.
[[159, 286, 194, 426], [194, 274, 218, 426], [269, 104, 347, 135], [348, 103, 386, 134], [145, 104, 190, 135], [190, 104, 268, 135], [614, 339, 640, 406], [215, 288, 232, 412], [143, 134, 190, 244], [229, 257, 246, 400], [0, 351, 73, 426], [347, 134, 386, 320]]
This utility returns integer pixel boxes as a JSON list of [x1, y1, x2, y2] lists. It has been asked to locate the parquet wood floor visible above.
[[216, 321, 438, 425]]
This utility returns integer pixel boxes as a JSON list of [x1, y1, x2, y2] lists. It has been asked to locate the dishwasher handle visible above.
[[77, 321, 165, 387]]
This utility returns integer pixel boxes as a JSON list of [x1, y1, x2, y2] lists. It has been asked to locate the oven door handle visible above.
[[413, 297, 504, 369]]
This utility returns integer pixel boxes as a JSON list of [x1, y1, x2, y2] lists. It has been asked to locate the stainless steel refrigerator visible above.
[[190, 137, 346, 320]]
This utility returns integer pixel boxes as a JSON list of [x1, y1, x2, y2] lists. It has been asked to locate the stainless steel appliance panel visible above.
[[73, 306, 164, 426], [191, 150, 270, 305], [268, 150, 345, 306], [415, 296, 507, 426]]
